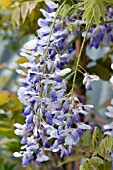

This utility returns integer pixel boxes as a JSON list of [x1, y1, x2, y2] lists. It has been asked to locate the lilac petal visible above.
[[46, 112, 52, 119], [34, 102, 39, 113], [22, 107, 31, 116], [14, 123, 24, 129], [56, 68, 71, 76], [38, 26, 50, 36], [83, 74, 88, 85], [72, 130, 79, 142], [63, 101, 69, 111], [38, 18, 49, 27], [40, 9, 50, 18], [46, 118, 53, 125], [65, 134, 74, 145], [105, 111, 113, 118], [110, 76, 113, 84], [28, 123, 34, 132], [28, 154, 34, 163], [104, 131, 113, 136], [55, 75, 62, 82], [57, 89, 65, 98], [78, 110, 88, 116], [77, 122, 91, 129], [26, 112, 33, 124], [36, 154, 50, 162], [36, 160, 41, 166], [53, 140, 59, 149], [83, 104, 94, 111], [22, 157, 29, 167], [66, 118, 72, 128], [50, 90, 57, 102], [14, 129, 23, 136], [60, 148, 68, 158], [68, 145, 72, 155], [107, 106, 113, 112], [13, 152, 22, 157], [86, 82, 92, 91], [16, 69, 26, 76], [72, 114, 79, 123], [103, 122, 113, 129], [50, 129, 58, 138], [21, 136, 27, 144], [44, 84, 48, 94], [45, 0, 58, 9], [58, 136, 64, 143], [24, 39, 38, 50], [76, 128, 83, 136], [89, 75, 100, 81]]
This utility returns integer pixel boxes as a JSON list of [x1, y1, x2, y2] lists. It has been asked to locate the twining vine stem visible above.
[[71, 18, 93, 96]]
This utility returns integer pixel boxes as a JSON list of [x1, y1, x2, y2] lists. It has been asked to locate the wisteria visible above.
[[13, 0, 95, 167], [88, 7, 113, 49]]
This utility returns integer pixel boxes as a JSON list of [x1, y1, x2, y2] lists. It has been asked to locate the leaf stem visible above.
[[71, 18, 93, 96], [78, 64, 87, 73]]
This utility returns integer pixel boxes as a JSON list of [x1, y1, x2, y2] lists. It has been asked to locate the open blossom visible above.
[[14, 0, 93, 167], [83, 73, 100, 90]]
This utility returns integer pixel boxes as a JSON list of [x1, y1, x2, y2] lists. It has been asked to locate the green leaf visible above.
[[29, 1, 37, 14], [16, 56, 28, 64], [80, 159, 92, 170], [21, 2, 29, 23], [92, 127, 103, 150], [58, 154, 88, 167], [0, 127, 14, 138], [86, 9, 93, 26], [0, 91, 9, 105], [99, 161, 112, 170], [79, 145, 93, 152], [98, 136, 113, 158], [90, 157, 103, 168], [0, 0, 12, 9], [98, 0, 106, 18], [80, 130, 92, 146], [12, 7, 20, 27], [93, 4, 101, 25]]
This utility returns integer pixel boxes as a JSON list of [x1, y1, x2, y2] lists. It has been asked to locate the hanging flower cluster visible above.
[[88, 7, 113, 49], [13, 0, 94, 167]]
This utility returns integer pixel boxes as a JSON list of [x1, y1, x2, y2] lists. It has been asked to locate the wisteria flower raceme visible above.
[[14, 0, 93, 167]]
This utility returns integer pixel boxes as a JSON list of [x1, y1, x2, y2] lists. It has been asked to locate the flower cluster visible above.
[[87, 7, 113, 49], [14, 0, 93, 167]]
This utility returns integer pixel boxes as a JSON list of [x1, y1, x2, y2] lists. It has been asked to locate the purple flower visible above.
[[14, 0, 92, 167]]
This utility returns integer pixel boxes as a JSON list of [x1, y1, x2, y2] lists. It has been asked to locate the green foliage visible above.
[[98, 136, 113, 158], [92, 127, 103, 150], [16, 56, 28, 64], [11, 1, 44, 27], [0, 91, 9, 105], [80, 157, 103, 170], [82, 0, 106, 25]]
